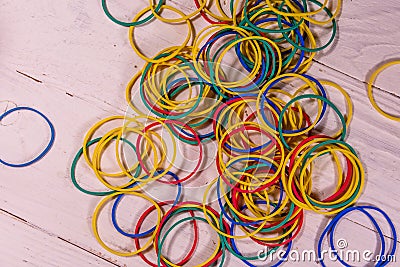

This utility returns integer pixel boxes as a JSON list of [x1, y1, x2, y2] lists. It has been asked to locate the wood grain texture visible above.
[[1, 0, 399, 266], [0, 210, 116, 267], [314, 0, 400, 96]]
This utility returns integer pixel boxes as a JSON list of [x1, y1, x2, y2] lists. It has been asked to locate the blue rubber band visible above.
[[214, 93, 276, 154], [0, 106, 55, 167], [259, 74, 328, 134], [111, 170, 182, 238], [253, 18, 305, 73], [197, 29, 271, 93], [216, 158, 283, 226], [229, 201, 292, 267], [222, 125, 274, 154], [318, 206, 397, 267]]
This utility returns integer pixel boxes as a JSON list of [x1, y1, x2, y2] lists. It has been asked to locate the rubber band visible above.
[[252, 17, 306, 73], [129, 5, 193, 63], [202, 176, 295, 240], [136, 50, 224, 122], [280, 0, 337, 53], [216, 165, 284, 226], [155, 203, 227, 267], [101, 0, 163, 27], [282, 136, 364, 214], [226, 203, 293, 267], [77, 1, 386, 265], [217, 121, 285, 189], [298, 80, 353, 139], [141, 76, 206, 119], [111, 170, 182, 238], [241, 0, 306, 34], [0, 106, 55, 167], [257, 73, 328, 136], [70, 136, 141, 196], [116, 126, 166, 181], [82, 116, 136, 177], [239, 1, 317, 73], [288, 137, 350, 204], [367, 60, 400, 122], [214, 36, 282, 94], [265, 0, 342, 25], [196, 28, 272, 92], [148, 0, 206, 23], [318, 205, 397, 267], [134, 119, 202, 184], [278, 94, 346, 150], [92, 191, 162, 257], [194, 0, 233, 24], [145, 64, 198, 111], [134, 201, 199, 267], [219, 177, 303, 241], [92, 127, 157, 191]]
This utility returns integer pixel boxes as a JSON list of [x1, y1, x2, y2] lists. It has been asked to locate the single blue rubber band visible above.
[[317, 206, 397, 267], [0, 106, 55, 167]]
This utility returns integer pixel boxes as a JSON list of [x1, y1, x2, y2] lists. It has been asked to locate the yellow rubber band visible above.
[[367, 60, 400, 122]]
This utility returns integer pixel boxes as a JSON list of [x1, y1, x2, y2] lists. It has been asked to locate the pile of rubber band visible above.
[[71, 0, 397, 266]]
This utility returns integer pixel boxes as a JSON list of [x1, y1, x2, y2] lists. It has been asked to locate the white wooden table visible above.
[[1, 0, 399, 266]]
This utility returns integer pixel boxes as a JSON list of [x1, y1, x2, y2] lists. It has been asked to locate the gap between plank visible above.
[[16, 70, 43, 83], [12, 55, 399, 118], [57, 237, 121, 267], [344, 217, 400, 244], [312, 59, 400, 99], [0, 208, 121, 267]]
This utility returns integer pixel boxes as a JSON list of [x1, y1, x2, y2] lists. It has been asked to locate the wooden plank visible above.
[[1, 56, 398, 266], [1, 0, 399, 266], [0, 209, 116, 267], [0, 68, 133, 265], [313, 0, 400, 96], [1, 0, 398, 102]]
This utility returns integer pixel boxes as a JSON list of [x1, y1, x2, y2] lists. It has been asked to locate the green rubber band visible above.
[[280, 0, 337, 52], [228, 201, 295, 233], [206, 29, 277, 92], [70, 137, 141, 196], [140, 55, 227, 116], [157, 206, 226, 267], [240, 0, 306, 34], [101, 0, 163, 27], [220, 204, 286, 261], [299, 139, 362, 209], [278, 94, 347, 150], [236, 24, 301, 68]]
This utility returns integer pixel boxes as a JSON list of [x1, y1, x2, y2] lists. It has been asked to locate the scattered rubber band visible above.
[[0, 106, 55, 167]]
